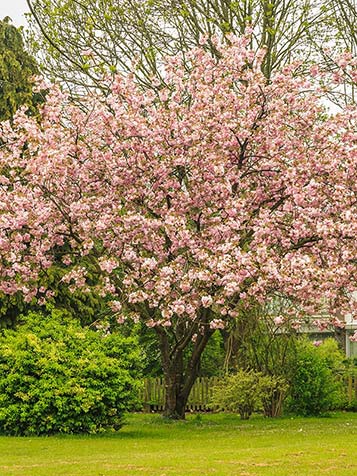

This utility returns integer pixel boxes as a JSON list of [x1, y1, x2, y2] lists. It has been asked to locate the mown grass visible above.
[[1, 412, 357, 476]]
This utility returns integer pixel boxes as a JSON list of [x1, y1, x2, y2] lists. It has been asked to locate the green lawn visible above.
[[1, 412, 356, 476]]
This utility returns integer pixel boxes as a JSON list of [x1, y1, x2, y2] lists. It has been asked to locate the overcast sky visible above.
[[1, 0, 30, 26]]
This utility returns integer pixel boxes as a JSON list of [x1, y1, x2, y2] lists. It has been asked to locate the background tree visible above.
[[26, 0, 326, 94], [0, 38, 355, 419], [0, 17, 39, 121], [323, 0, 357, 56], [318, 0, 357, 105]]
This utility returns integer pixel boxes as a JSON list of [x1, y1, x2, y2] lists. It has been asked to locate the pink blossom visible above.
[[273, 316, 284, 326], [81, 49, 93, 57], [62, 255, 72, 265], [313, 319, 329, 331], [146, 319, 157, 328], [172, 302, 186, 315], [201, 295, 213, 308], [99, 258, 118, 274], [109, 300, 122, 312], [331, 317, 345, 329], [210, 319, 225, 330], [310, 65, 319, 77]]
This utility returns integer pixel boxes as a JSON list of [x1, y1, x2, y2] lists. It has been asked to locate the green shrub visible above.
[[259, 375, 289, 417], [345, 398, 357, 412], [212, 371, 289, 419], [286, 339, 345, 416], [0, 310, 142, 435], [315, 338, 345, 372], [211, 370, 263, 419]]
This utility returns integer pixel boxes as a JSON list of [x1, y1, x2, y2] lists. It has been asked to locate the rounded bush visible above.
[[287, 339, 345, 416], [0, 310, 142, 435], [212, 371, 288, 419], [211, 370, 263, 419]]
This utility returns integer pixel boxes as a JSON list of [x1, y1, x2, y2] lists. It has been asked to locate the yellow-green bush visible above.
[[0, 310, 142, 435], [211, 370, 288, 419]]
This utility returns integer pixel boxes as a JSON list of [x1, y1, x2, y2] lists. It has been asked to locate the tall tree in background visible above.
[[26, 0, 326, 93], [327, 0, 356, 55], [319, 0, 357, 105], [0, 17, 39, 121]]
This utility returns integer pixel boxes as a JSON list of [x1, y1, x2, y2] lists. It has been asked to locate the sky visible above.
[[1, 0, 30, 26]]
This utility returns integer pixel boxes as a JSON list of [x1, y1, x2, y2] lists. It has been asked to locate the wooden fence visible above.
[[140, 376, 220, 412], [341, 372, 357, 403], [140, 373, 357, 413]]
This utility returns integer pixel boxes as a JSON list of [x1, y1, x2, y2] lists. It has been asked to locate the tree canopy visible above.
[[0, 36, 356, 418]]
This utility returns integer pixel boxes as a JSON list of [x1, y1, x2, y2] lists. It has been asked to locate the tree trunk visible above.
[[163, 362, 187, 419], [156, 318, 214, 419]]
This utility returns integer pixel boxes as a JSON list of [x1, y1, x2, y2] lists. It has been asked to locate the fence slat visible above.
[[141, 376, 215, 412]]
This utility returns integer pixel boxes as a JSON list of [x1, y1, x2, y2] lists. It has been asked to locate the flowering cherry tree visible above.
[[0, 36, 356, 418]]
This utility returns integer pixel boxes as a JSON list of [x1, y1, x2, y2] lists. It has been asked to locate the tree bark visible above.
[[163, 356, 186, 419], [155, 315, 214, 419]]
